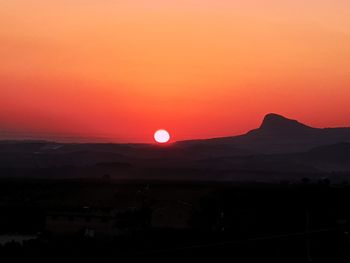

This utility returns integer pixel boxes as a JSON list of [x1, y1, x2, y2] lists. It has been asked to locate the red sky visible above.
[[1, 1, 350, 142]]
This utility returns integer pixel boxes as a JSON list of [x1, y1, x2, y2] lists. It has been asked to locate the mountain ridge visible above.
[[178, 113, 350, 154]]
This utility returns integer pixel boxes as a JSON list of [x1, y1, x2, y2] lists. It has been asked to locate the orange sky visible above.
[[1, 0, 350, 142]]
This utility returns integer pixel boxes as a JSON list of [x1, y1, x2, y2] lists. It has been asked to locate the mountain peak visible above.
[[256, 113, 314, 134]]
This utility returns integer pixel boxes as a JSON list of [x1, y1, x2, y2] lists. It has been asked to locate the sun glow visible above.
[[154, 129, 170, 144]]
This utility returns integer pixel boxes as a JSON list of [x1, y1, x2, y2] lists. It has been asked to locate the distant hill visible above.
[[254, 113, 315, 134], [179, 113, 350, 154]]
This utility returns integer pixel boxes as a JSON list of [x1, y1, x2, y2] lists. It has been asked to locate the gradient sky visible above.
[[1, 0, 350, 142]]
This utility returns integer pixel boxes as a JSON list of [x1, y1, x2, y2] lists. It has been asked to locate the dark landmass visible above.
[[1, 113, 350, 261], [1, 179, 350, 262]]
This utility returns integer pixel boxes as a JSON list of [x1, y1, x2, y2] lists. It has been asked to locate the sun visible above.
[[154, 129, 170, 144]]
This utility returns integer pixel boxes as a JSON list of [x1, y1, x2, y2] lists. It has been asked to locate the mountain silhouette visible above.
[[179, 113, 350, 154], [255, 113, 315, 134]]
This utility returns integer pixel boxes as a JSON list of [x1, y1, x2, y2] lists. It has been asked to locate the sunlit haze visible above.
[[1, 0, 350, 142]]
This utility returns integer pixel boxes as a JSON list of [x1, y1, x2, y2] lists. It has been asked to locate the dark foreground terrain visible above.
[[1, 178, 350, 262]]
